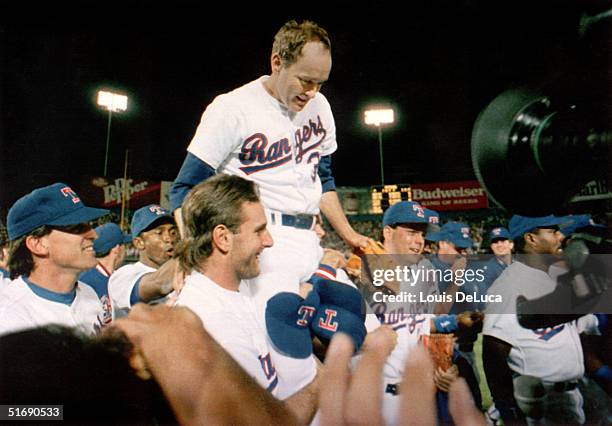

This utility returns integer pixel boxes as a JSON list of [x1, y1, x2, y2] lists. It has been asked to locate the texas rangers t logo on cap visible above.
[[296, 305, 316, 326], [149, 205, 166, 215], [61, 187, 80, 203], [318, 308, 339, 332]]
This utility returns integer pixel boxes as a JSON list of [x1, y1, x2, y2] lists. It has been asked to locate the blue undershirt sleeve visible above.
[[168, 153, 216, 211], [317, 155, 336, 193]]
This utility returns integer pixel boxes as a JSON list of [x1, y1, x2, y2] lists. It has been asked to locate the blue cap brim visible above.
[[47, 206, 109, 227]]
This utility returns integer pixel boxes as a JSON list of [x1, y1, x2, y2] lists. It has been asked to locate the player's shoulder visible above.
[[176, 272, 228, 312], [0, 278, 37, 323], [112, 261, 154, 278], [0, 277, 32, 304], [303, 91, 332, 114], [214, 77, 265, 106]]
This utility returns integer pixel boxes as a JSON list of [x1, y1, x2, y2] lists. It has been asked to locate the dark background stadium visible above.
[[1, 0, 610, 215]]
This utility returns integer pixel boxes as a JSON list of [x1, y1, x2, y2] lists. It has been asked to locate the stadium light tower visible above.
[[364, 108, 395, 185], [97, 90, 128, 177]]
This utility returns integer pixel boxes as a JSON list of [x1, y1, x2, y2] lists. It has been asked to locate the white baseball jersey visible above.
[[483, 261, 585, 382], [187, 76, 337, 216], [108, 261, 156, 318], [176, 271, 316, 398], [0, 277, 104, 336]]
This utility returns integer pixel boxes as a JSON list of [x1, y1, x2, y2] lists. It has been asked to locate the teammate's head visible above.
[[268, 20, 332, 112], [488, 227, 513, 256], [429, 222, 473, 258], [0, 325, 175, 424], [509, 215, 564, 255], [177, 174, 273, 280], [381, 201, 428, 255], [93, 223, 132, 269], [131, 205, 178, 269], [6, 183, 108, 279]]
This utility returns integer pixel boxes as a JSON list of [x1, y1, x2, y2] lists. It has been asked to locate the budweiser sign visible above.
[[411, 181, 489, 211]]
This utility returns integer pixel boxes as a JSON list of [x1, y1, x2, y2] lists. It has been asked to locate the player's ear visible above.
[[211, 224, 231, 254], [382, 225, 393, 242], [25, 234, 49, 256], [523, 232, 539, 252], [132, 236, 145, 251], [270, 52, 283, 74]]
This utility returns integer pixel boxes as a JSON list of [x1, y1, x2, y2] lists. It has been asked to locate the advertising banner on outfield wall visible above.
[[76, 176, 162, 209], [410, 180, 489, 211]]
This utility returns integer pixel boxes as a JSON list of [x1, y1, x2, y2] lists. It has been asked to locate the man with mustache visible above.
[[0, 183, 109, 336], [109, 204, 179, 318]]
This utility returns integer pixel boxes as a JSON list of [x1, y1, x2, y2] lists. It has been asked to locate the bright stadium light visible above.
[[364, 108, 394, 126], [97, 90, 128, 176], [364, 108, 395, 185], [97, 91, 128, 113]]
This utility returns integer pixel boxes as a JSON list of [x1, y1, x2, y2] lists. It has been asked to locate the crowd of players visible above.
[[0, 18, 610, 426], [0, 179, 608, 425]]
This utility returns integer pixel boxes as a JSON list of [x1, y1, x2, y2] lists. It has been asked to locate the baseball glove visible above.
[[420, 333, 456, 371], [345, 240, 386, 280]]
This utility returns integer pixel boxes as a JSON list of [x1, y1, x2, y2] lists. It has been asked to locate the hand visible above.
[[434, 364, 459, 393], [360, 325, 398, 356], [319, 333, 391, 426], [344, 232, 372, 251], [321, 248, 348, 270], [320, 338, 487, 426], [456, 311, 484, 332], [455, 311, 484, 343]]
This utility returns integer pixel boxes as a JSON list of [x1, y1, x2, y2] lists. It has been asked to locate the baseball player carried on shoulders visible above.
[[168, 19, 370, 326]]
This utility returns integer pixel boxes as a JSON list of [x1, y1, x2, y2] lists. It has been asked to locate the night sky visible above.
[[1, 0, 610, 216]]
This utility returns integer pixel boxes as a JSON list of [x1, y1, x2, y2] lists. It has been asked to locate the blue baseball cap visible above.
[[93, 223, 133, 255], [558, 214, 606, 237], [7, 183, 109, 241], [265, 290, 320, 359], [489, 227, 511, 242], [311, 279, 367, 352], [508, 215, 565, 240], [383, 201, 428, 226], [131, 204, 174, 237], [427, 222, 473, 249], [311, 305, 367, 352]]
